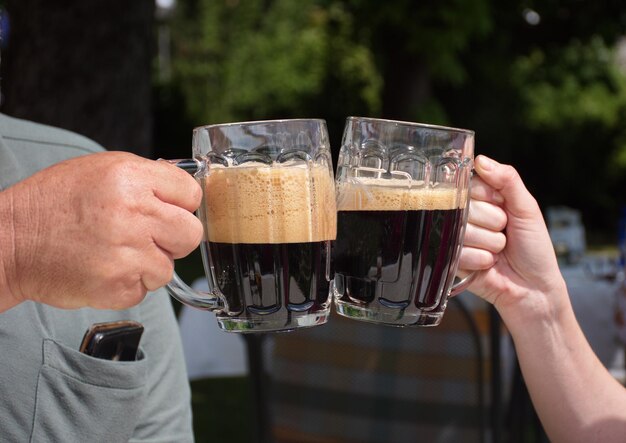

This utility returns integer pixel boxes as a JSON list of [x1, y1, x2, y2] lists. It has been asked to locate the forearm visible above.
[[464, 156, 626, 441], [502, 289, 626, 443], [0, 187, 21, 312]]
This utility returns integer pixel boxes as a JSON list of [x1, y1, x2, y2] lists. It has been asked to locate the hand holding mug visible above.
[[458, 155, 567, 326], [0, 151, 203, 311]]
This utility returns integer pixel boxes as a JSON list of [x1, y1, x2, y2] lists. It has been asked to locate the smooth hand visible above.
[[458, 155, 567, 323], [0, 151, 203, 311]]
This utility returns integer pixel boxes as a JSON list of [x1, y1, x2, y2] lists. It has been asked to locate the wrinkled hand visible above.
[[0, 151, 203, 310], [458, 155, 566, 317]]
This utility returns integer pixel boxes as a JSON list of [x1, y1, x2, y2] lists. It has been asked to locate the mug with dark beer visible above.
[[166, 119, 337, 333], [332, 117, 474, 327]]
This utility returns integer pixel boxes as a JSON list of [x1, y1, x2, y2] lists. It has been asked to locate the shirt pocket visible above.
[[29, 339, 148, 443]]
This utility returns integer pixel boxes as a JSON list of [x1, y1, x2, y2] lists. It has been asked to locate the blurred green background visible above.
[[1, 0, 626, 441]]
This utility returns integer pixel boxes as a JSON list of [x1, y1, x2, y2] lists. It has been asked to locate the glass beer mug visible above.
[[332, 117, 475, 327], [166, 119, 337, 333]]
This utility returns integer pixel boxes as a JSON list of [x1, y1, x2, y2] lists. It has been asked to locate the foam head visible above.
[[336, 178, 463, 211], [203, 163, 337, 244]]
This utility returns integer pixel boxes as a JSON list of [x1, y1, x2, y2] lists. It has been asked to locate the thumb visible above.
[[474, 155, 540, 219]]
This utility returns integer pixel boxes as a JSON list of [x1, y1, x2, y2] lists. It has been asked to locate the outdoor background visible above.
[[1, 0, 626, 442]]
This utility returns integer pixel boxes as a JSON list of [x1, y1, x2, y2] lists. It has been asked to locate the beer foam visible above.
[[336, 179, 464, 211], [204, 164, 337, 244]]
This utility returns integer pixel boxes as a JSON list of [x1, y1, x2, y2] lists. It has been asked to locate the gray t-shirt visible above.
[[0, 113, 194, 443]]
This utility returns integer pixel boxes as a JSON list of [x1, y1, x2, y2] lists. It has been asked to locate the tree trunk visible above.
[[1, 0, 155, 157]]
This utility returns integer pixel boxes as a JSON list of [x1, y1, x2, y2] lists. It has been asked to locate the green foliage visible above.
[[514, 37, 626, 130], [170, 0, 382, 124], [168, 0, 493, 126], [347, 0, 492, 85], [324, 3, 382, 115], [507, 35, 626, 215]]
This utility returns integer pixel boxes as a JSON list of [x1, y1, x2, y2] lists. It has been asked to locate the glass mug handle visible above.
[[450, 169, 477, 297], [158, 158, 224, 311], [450, 272, 477, 297]]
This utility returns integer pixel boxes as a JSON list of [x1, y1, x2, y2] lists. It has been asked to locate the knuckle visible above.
[[106, 152, 138, 176], [480, 251, 498, 269], [156, 251, 175, 283], [129, 286, 149, 306], [163, 255, 175, 279], [176, 214, 204, 250], [502, 164, 518, 179], [189, 180, 203, 209], [114, 286, 147, 310], [150, 266, 174, 292], [495, 211, 508, 232], [496, 232, 507, 252], [191, 218, 204, 245]]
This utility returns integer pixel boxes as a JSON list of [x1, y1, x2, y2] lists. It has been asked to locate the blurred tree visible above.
[[510, 36, 626, 220], [441, 1, 626, 241], [167, 0, 381, 142], [1, 0, 155, 156], [167, 0, 492, 121], [344, 0, 492, 122]]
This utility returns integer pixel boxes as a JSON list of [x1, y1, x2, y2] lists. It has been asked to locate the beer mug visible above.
[[166, 119, 337, 333], [332, 117, 474, 327]]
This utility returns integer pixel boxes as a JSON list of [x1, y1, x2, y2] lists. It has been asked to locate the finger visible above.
[[83, 251, 151, 309], [100, 284, 149, 310], [463, 223, 507, 254], [150, 204, 204, 259], [151, 160, 203, 213], [470, 176, 504, 205], [86, 273, 148, 310], [458, 246, 498, 271], [140, 243, 175, 292], [474, 155, 540, 219], [468, 199, 507, 232]]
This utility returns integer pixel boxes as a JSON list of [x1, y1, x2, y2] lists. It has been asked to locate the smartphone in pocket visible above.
[[79, 320, 144, 361]]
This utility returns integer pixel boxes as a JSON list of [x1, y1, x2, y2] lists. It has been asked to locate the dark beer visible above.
[[333, 209, 462, 308], [200, 163, 336, 331], [204, 241, 330, 316], [333, 181, 465, 326]]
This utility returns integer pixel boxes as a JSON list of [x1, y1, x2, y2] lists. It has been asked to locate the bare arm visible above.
[[460, 155, 626, 443], [0, 186, 21, 311], [0, 151, 203, 312]]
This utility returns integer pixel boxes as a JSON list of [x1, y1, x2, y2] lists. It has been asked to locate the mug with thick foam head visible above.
[[332, 117, 474, 327], [166, 119, 337, 333]]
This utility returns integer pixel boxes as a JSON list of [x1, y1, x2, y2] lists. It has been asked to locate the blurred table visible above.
[[267, 293, 511, 443]]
